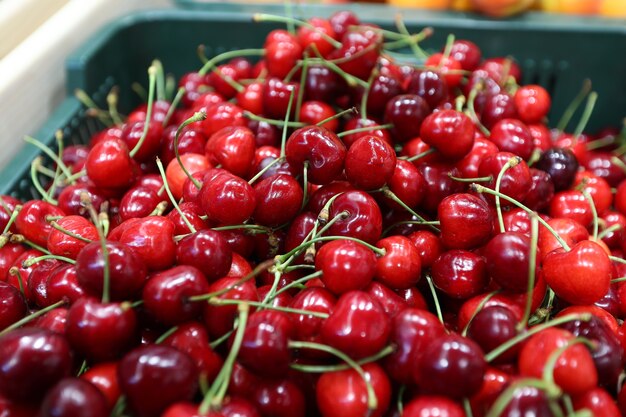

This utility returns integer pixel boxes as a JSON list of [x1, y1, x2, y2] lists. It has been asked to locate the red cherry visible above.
[[253, 174, 303, 227], [438, 193, 494, 250], [201, 102, 245, 138], [385, 159, 425, 210], [203, 276, 258, 338], [432, 249, 488, 299], [298, 100, 339, 132], [405, 70, 449, 110], [477, 152, 532, 206], [316, 239, 377, 295], [0, 281, 27, 331], [420, 110, 475, 161], [574, 170, 612, 216], [344, 135, 396, 190], [573, 387, 621, 417], [176, 230, 232, 282], [489, 119, 534, 161], [455, 137, 499, 179], [297, 17, 336, 57], [424, 53, 463, 88], [85, 138, 137, 190], [199, 172, 256, 225], [514, 84, 551, 124], [365, 281, 409, 318], [81, 362, 121, 409], [538, 218, 588, 260], [549, 190, 593, 228], [252, 377, 305, 417], [120, 120, 163, 163], [374, 236, 421, 290], [265, 39, 303, 79], [334, 25, 382, 80], [402, 396, 465, 417], [39, 377, 108, 417], [15, 200, 65, 248], [48, 215, 99, 260], [46, 264, 87, 306], [484, 232, 537, 293], [205, 126, 256, 178], [165, 153, 211, 201], [384, 94, 431, 143], [316, 363, 391, 417], [448, 39, 482, 71]]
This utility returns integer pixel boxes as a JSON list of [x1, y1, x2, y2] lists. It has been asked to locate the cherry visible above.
[[573, 387, 622, 417], [329, 10, 359, 40], [160, 125, 206, 165], [226, 253, 253, 277], [253, 174, 303, 227], [48, 215, 99, 259], [481, 93, 518, 130], [543, 240, 611, 305], [252, 377, 306, 417], [0, 281, 27, 331], [584, 151, 626, 188], [365, 281, 409, 318], [8, 249, 46, 301], [142, 265, 210, 326], [334, 25, 381, 80], [118, 186, 163, 220], [425, 53, 463, 88], [383, 308, 447, 385], [203, 276, 259, 338], [535, 147, 579, 191], [438, 193, 493, 250], [417, 162, 465, 214], [601, 211, 626, 249], [478, 57, 522, 85], [200, 101, 245, 138], [469, 367, 510, 417], [66, 297, 137, 362], [455, 137, 499, 179], [518, 327, 597, 396], [81, 362, 121, 409], [385, 159, 425, 210], [575, 170, 612, 215], [344, 135, 396, 190], [15, 200, 65, 248], [199, 172, 256, 225], [467, 305, 519, 363], [484, 232, 537, 293], [384, 94, 430, 143], [417, 333, 486, 399], [0, 328, 72, 404], [34, 308, 68, 334], [304, 65, 342, 104], [489, 119, 534, 161], [325, 190, 382, 245], [205, 126, 256, 178], [0, 195, 21, 233], [315, 239, 377, 295], [46, 264, 87, 306], [538, 217, 588, 260], [0, 243, 25, 281], [449, 39, 482, 71], [118, 345, 198, 417], [166, 153, 211, 200], [522, 168, 555, 212], [288, 287, 336, 353], [40, 378, 108, 417], [76, 240, 147, 300], [265, 37, 302, 79], [408, 230, 444, 268], [299, 100, 339, 132], [431, 249, 488, 299], [57, 183, 106, 217], [285, 125, 346, 185], [374, 235, 421, 290], [477, 152, 532, 206], [402, 396, 465, 417], [498, 386, 552, 417], [405, 70, 449, 110], [316, 363, 391, 417], [421, 110, 475, 161], [306, 180, 354, 214], [514, 84, 551, 124], [85, 138, 137, 190], [120, 120, 163, 163], [162, 402, 224, 417], [321, 290, 390, 359], [176, 230, 231, 282], [549, 190, 593, 228], [262, 77, 300, 120]]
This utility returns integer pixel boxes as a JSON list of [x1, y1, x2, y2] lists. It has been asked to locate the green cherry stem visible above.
[[272, 271, 323, 298], [573, 92, 598, 140], [47, 131, 66, 199], [556, 79, 591, 133], [280, 89, 297, 159], [598, 223, 621, 240], [382, 187, 440, 232], [81, 193, 111, 303], [1, 205, 21, 235], [290, 345, 395, 373], [30, 158, 56, 204], [153, 60, 166, 102], [393, 16, 429, 59], [23, 136, 74, 185], [8, 267, 25, 295], [49, 220, 93, 244], [485, 313, 591, 363], [337, 123, 394, 138], [0, 299, 66, 337], [461, 290, 501, 337], [288, 340, 379, 411], [174, 111, 208, 190], [466, 81, 490, 136], [243, 111, 305, 129], [198, 48, 265, 77], [107, 87, 124, 126], [518, 214, 539, 331], [155, 326, 179, 344], [542, 337, 594, 391], [485, 378, 558, 417], [425, 275, 445, 326], [448, 174, 493, 183], [207, 298, 329, 319], [581, 189, 599, 241], [23, 254, 76, 267], [316, 107, 357, 128], [402, 148, 437, 163], [129, 66, 157, 158], [495, 157, 522, 233], [162, 87, 185, 127], [156, 158, 197, 235], [294, 52, 309, 122]]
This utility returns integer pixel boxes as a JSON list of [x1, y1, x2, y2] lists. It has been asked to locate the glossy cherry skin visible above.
[[365, 281, 409, 319], [584, 151, 626, 187], [48, 215, 99, 260], [425, 53, 462, 88], [385, 159, 425, 210], [538, 217, 588, 260], [477, 151, 532, 206], [499, 386, 552, 417], [405, 70, 449, 110], [75, 240, 147, 300], [522, 168, 555, 211], [321, 291, 390, 359], [200, 102, 246, 139], [265, 38, 302, 79], [383, 308, 446, 385], [237, 309, 293, 378], [384, 94, 431, 143], [0, 243, 25, 282], [315, 239, 377, 295], [316, 363, 391, 417], [549, 190, 593, 228], [455, 137, 499, 179], [0, 281, 27, 331], [176, 230, 232, 282], [575, 171, 612, 216], [0, 195, 21, 233], [484, 232, 537, 293], [345, 135, 396, 190], [200, 172, 256, 225], [34, 308, 68, 334], [467, 306, 519, 364], [438, 193, 493, 250], [417, 162, 465, 214], [142, 265, 210, 326], [285, 125, 346, 185], [420, 110, 475, 161], [489, 119, 534, 161], [402, 396, 465, 417], [306, 180, 354, 214], [205, 126, 256, 178], [374, 236, 421, 290], [334, 25, 381, 80], [46, 264, 87, 306], [253, 174, 303, 227], [416, 333, 486, 399], [299, 100, 339, 132], [118, 186, 163, 220], [288, 287, 336, 353], [262, 77, 300, 120], [118, 345, 198, 417], [543, 240, 611, 305], [535, 147, 579, 191], [0, 328, 72, 403], [325, 190, 383, 245], [518, 327, 597, 396], [108, 216, 177, 271], [408, 230, 444, 268], [14, 200, 65, 248], [203, 276, 259, 338], [40, 378, 108, 417], [85, 138, 137, 190], [65, 297, 137, 362], [514, 84, 551, 124], [573, 388, 621, 417], [432, 249, 488, 299], [252, 377, 306, 417], [81, 362, 121, 409], [159, 125, 206, 165]]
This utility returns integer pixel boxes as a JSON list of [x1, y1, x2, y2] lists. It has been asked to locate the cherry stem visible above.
[[152, 60, 165, 102], [1, 205, 21, 235], [448, 174, 493, 183], [471, 184, 571, 251], [272, 270, 323, 298], [81, 193, 111, 303], [360, 66, 380, 121], [75, 89, 113, 126], [598, 223, 621, 240], [129, 66, 157, 158], [208, 298, 329, 319], [382, 187, 440, 232], [425, 275, 445, 326], [212, 66, 245, 93], [198, 48, 265, 77], [253, 14, 342, 49], [174, 111, 208, 190], [132, 83, 147, 101], [585, 135, 615, 151], [573, 92, 598, 140], [461, 290, 501, 337], [397, 385, 406, 416], [250, 157, 287, 185], [306, 47, 368, 88], [556, 79, 592, 133], [542, 337, 593, 392], [211, 224, 270, 234], [47, 131, 66, 199], [316, 107, 357, 128], [402, 148, 437, 162], [440, 34, 455, 65], [244, 111, 304, 129], [200, 303, 249, 413], [0, 299, 66, 337], [280, 89, 297, 159], [11, 234, 52, 255], [466, 81, 490, 136], [23, 136, 74, 185], [485, 378, 557, 417], [8, 267, 25, 295], [519, 214, 539, 331], [107, 87, 123, 126], [156, 158, 197, 235], [301, 161, 309, 211], [580, 189, 599, 241], [337, 123, 393, 138], [393, 16, 430, 59], [162, 87, 185, 127], [155, 326, 179, 344], [209, 329, 233, 349], [290, 345, 395, 373], [288, 340, 379, 411], [485, 313, 591, 363], [382, 220, 440, 237], [23, 254, 75, 267], [294, 52, 309, 121], [455, 95, 466, 112], [495, 157, 521, 233], [30, 158, 56, 204]]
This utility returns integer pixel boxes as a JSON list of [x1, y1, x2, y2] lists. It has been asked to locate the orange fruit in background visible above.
[[470, 0, 535, 16], [539, 0, 600, 14], [599, 0, 626, 17], [451, 0, 473, 11], [386, 0, 451, 9]]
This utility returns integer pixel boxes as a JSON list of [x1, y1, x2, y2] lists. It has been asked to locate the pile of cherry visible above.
[[2, 9, 626, 417]]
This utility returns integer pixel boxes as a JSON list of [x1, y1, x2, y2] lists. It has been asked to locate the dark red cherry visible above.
[[403, 396, 465, 417], [34, 308, 68, 334], [384, 94, 430, 143], [467, 305, 520, 363], [405, 70, 449, 110], [499, 386, 552, 417], [203, 276, 259, 338], [167, 202, 210, 236], [449, 39, 482, 71], [176, 230, 232, 282], [304, 64, 342, 104], [0, 328, 72, 404], [325, 190, 382, 244], [432, 249, 488, 299], [253, 174, 303, 227], [417, 162, 465, 214], [477, 151, 532, 206], [385, 159, 425, 210], [120, 120, 163, 163], [57, 183, 106, 217], [118, 345, 198, 417], [252, 377, 306, 417], [306, 180, 354, 214], [484, 232, 537, 293], [262, 77, 300, 120], [0, 281, 27, 331], [40, 378, 108, 417], [316, 239, 377, 295], [408, 230, 444, 268], [481, 93, 518, 130], [523, 168, 555, 211], [200, 172, 256, 226], [535, 147, 579, 191], [344, 135, 396, 190], [46, 264, 86, 306], [455, 137, 499, 179], [0, 243, 25, 281], [159, 125, 206, 165], [375, 236, 421, 290], [0, 195, 21, 233]]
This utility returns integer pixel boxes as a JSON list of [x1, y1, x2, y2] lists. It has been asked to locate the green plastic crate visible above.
[[1, 5, 625, 199]]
